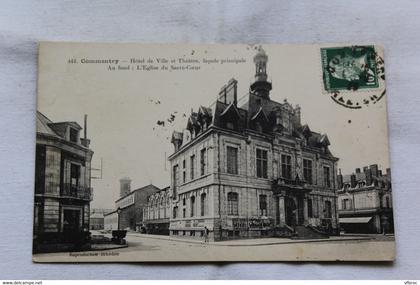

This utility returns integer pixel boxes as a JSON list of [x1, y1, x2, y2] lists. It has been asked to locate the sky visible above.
[[37, 43, 390, 209]]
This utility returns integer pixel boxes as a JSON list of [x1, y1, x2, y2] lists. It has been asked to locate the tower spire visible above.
[[250, 46, 272, 99]]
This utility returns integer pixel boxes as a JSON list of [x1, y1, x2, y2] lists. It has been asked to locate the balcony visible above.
[[61, 183, 92, 201], [274, 177, 306, 187], [272, 177, 310, 193]]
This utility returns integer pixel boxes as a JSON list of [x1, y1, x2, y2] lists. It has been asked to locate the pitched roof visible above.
[[90, 212, 104, 219], [36, 111, 60, 137], [250, 106, 269, 122], [115, 184, 161, 202], [220, 102, 242, 118], [37, 111, 82, 138]]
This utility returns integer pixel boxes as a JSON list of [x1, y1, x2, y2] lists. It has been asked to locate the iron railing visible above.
[[61, 183, 92, 200], [273, 177, 306, 187]]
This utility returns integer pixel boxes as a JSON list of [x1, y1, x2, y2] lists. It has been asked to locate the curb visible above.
[[127, 233, 376, 247], [90, 244, 129, 251]]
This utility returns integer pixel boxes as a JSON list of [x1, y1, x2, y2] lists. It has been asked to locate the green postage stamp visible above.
[[321, 45, 379, 92]]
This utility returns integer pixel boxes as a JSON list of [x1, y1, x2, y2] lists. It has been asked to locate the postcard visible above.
[[33, 42, 394, 262]]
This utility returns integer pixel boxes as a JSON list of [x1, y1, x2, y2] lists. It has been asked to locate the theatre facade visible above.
[[167, 48, 340, 241]]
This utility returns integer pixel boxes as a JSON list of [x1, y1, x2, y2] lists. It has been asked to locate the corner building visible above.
[[168, 48, 340, 241], [34, 112, 93, 251], [337, 165, 393, 234]]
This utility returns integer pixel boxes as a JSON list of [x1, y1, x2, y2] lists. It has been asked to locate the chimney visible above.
[[293, 105, 301, 126], [120, 177, 131, 197], [370, 164, 378, 177], [355, 168, 361, 174], [378, 170, 383, 176], [364, 166, 372, 186], [171, 131, 183, 152], [337, 168, 343, 189], [84, 114, 87, 139], [350, 174, 357, 188], [386, 168, 391, 180], [80, 114, 91, 147], [218, 84, 227, 104], [219, 78, 238, 106]]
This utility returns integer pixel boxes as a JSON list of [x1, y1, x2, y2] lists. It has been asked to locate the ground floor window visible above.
[[228, 230, 239, 237], [259, 194, 267, 216], [62, 208, 82, 233], [190, 230, 195, 236], [172, 230, 178, 235], [227, 192, 239, 215], [324, 200, 332, 218], [308, 198, 313, 218]]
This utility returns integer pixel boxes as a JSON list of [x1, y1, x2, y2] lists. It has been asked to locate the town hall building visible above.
[[167, 48, 340, 241]]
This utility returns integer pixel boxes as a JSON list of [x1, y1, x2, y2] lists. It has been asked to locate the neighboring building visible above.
[[91, 208, 114, 216], [167, 48, 340, 241], [104, 210, 118, 231], [90, 212, 105, 230], [337, 165, 393, 234], [114, 180, 160, 231], [34, 111, 94, 251], [143, 187, 171, 235], [89, 208, 113, 230]]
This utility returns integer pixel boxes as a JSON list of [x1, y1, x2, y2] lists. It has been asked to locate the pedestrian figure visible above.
[[203, 226, 209, 243]]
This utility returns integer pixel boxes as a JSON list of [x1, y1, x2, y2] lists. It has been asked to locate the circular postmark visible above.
[[321, 45, 386, 109]]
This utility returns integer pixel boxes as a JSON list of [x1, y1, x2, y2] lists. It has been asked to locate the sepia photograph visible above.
[[32, 42, 394, 262]]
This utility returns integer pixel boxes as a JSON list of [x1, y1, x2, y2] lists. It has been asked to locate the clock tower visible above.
[[250, 46, 272, 99]]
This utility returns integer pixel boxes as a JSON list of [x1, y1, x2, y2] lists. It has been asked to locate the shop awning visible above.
[[340, 216, 373, 224]]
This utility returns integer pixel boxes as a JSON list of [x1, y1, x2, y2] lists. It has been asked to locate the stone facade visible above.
[[90, 213, 104, 230], [34, 112, 94, 250], [337, 165, 393, 234], [104, 210, 118, 231], [142, 187, 171, 235], [167, 48, 340, 241], [114, 182, 160, 231], [89, 208, 113, 230]]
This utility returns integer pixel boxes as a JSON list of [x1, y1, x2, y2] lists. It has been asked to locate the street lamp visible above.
[[117, 207, 121, 230]]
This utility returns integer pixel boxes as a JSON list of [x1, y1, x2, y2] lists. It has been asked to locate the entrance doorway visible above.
[[63, 209, 81, 232], [285, 197, 297, 226], [285, 196, 306, 226]]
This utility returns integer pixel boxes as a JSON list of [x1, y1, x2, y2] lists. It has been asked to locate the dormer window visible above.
[[226, 122, 235, 130], [256, 122, 263, 132], [69, 128, 79, 143], [276, 115, 281, 125]]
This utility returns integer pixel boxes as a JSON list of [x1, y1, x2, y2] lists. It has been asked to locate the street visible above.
[[33, 232, 395, 262]]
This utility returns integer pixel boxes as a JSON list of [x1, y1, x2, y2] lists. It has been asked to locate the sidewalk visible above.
[[127, 232, 376, 246]]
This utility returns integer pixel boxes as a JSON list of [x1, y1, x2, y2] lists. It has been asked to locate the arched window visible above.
[[227, 192, 239, 215], [190, 196, 195, 217], [200, 193, 207, 216]]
